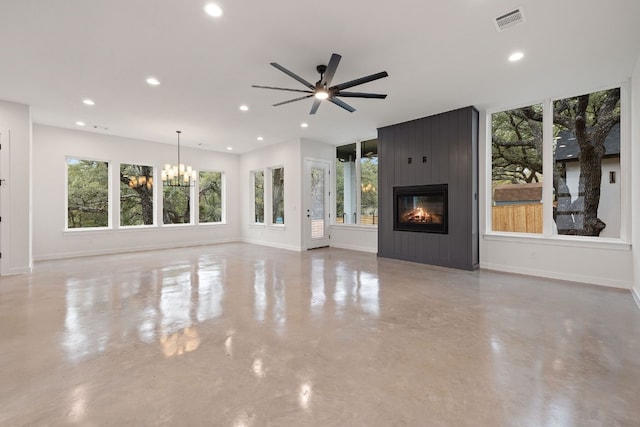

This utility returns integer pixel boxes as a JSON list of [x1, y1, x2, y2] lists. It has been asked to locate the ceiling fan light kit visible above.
[[252, 53, 388, 114]]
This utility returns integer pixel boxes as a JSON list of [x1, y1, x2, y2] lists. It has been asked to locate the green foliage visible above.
[[272, 168, 284, 224], [163, 187, 190, 224], [360, 157, 378, 215], [199, 171, 222, 223], [491, 104, 543, 185], [67, 159, 109, 228], [335, 160, 344, 221], [120, 164, 154, 226], [254, 171, 264, 223]]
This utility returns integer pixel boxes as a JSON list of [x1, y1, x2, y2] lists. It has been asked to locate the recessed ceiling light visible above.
[[567, 154, 574, 157], [83, 99, 95, 106], [239, 105, 249, 111], [75, 121, 85, 126], [257, 136, 264, 141], [301, 123, 308, 128], [559, 144, 567, 148], [508, 51, 524, 62], [146, 77, 160, 86], [226, 146, 233, 151], [204, 3, 223, 17]]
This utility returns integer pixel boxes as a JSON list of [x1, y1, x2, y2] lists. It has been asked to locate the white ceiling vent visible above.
[[494, 7, 526, 32]]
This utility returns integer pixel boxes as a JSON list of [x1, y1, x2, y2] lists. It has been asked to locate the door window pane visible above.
[[311, 167, 325, 238], [491, 104, 544, 233], [120, 164, 154, 226], [67, 158, 109, 229], [199, 171, 223, 223], [553, 88, 621, 237]]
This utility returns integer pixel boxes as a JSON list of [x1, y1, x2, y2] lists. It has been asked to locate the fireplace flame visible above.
[[402, 207, 442, 224]]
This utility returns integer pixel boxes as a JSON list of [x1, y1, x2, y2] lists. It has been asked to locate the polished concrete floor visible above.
[[1, 243, 639, 426]]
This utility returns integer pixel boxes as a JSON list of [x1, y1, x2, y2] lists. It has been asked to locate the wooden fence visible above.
[[492, 203, 542, 233]]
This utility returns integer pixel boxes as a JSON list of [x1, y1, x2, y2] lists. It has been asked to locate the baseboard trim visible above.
[[329, 243, 377, 254], [241, 239, 302, 252], [632, 287, 640, 311], [33, 238, 239, 261], [480, 262, 631, 289]]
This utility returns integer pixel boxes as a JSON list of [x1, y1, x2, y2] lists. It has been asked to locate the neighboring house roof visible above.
[[494, 182, 543, 203], [555, 123, 620, 162]]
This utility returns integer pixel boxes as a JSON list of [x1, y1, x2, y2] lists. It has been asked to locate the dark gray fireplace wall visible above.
[[377, 106, 479, 270]]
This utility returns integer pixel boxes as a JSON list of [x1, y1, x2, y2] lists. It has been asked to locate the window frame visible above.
[[251, 169, 265, 225], [118, 162, 156, 228], [161, 182, 194, 226], [64, 156, 112, 231], [485, 82, 630, 245], [334, 138, 378, 228], [270, 166, 285, 226], [197, 170, 225, 225]]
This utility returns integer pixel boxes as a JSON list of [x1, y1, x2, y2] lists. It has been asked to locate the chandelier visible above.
[[161, 130, 196, 187]]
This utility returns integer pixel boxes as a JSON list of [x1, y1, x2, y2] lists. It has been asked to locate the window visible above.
[[335, 139, 378, 225], [553, 88, 621, 238], [66, 158, 109, 229], [253, 170, 264, 223], [120, 163, 154, 226], [163, 186, 191, 225], [489, 87, 622, 239], [491, 104, 543, 233], [199, 171, 223, 223], [360, 139, 378, 225], [271, 167, 284, 224]]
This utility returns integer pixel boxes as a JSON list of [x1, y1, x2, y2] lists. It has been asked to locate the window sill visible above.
[[64, 227, 113, 235], [483, 232, 631, 251]]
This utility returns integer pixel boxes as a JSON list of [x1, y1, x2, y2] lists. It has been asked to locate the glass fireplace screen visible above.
[[393, 184, 448, 233]]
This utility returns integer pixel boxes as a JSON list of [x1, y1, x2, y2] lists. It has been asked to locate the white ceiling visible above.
[[1, 0, 639, 153]]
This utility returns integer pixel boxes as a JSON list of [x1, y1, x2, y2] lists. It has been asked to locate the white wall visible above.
[[240, 139, 302, 251], [32, 125, 241, 260], [0, 100, 32, 274], [631, 54, 640, 308]]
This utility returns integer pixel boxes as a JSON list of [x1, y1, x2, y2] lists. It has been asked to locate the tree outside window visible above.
[[163, 186, 191, 224], [272, 167, 284, 224], [120, 164, 154, 226], [491, 104, 544, 233], [67, 158, 109, 229], [491, 87, 621, 237], [199, 171, 223, 223], [253, 170, 264, 223]]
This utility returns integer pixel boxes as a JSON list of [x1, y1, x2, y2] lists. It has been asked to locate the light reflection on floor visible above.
[[1, 243, 639, 426]]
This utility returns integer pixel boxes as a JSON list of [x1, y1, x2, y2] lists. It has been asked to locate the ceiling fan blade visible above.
[[252, 85, 313, 94], [321, 53, 341, 86], [330, 97, 356, 113], [337, 91, 387, 99], [310, 98, 322, 115], [270, 62, 314, 89], [273, 94, 313, 107], [331, 71, 389, 91]]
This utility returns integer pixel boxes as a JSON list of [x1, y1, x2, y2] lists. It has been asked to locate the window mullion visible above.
[[542, 98, 555, 236], [355, 141, 362, 224]]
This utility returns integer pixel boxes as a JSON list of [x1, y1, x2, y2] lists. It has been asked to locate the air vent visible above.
[[494, 7, 526, 31]]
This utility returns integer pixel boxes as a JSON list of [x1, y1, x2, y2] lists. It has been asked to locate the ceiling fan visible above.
[[252, 53, 388, 114]]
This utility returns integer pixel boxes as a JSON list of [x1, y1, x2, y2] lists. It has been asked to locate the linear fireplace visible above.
[[394, 184, 448, 234]]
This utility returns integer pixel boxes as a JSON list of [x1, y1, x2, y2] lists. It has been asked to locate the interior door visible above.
[[304, 159, 330, 249]]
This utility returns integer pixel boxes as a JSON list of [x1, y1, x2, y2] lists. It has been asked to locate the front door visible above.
[[304, 159, 330, 249]]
